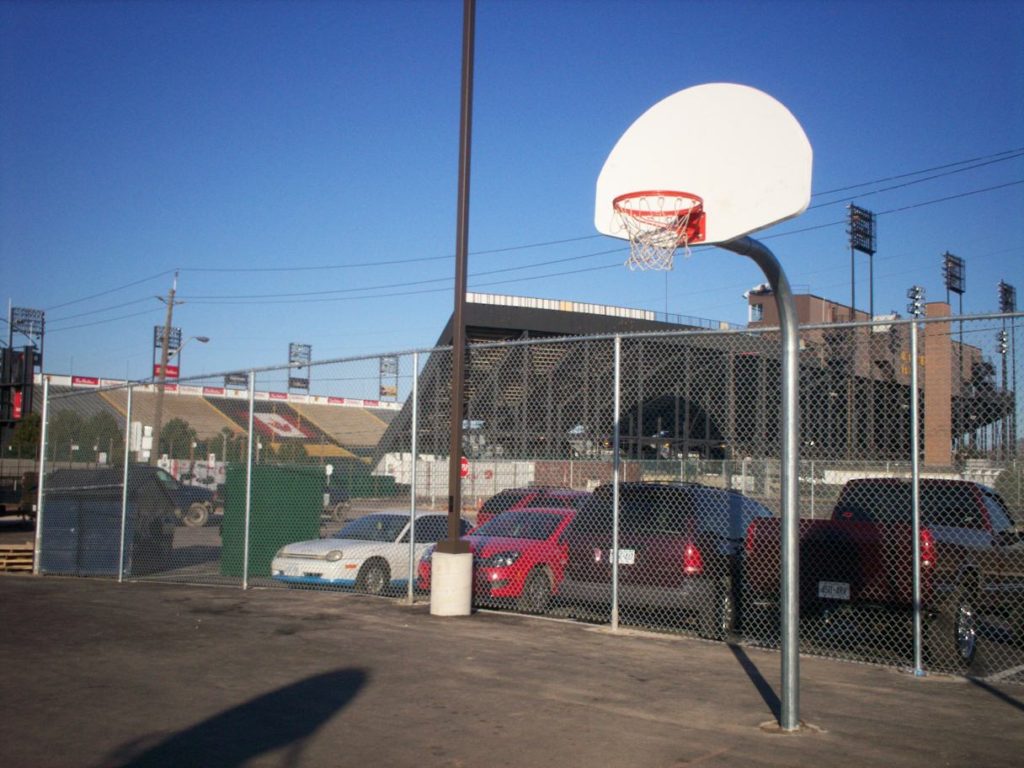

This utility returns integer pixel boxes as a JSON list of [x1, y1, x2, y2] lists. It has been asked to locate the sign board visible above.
[[153, 364, 180, 379], [460, 455, 469, 478]]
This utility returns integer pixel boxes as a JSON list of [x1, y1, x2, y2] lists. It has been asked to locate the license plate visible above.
[[818, 581, 850, 600], [617, 549, 635, 565]]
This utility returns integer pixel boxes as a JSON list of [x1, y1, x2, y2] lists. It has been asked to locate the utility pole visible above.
[[150, 271, 182, 465]]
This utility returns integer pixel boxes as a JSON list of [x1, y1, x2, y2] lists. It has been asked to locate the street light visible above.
[[170, 336, 210, 366]]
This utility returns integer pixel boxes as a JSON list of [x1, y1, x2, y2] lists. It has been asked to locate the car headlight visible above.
[[481, 551, 520, 568], [325, 550, 344, 562]]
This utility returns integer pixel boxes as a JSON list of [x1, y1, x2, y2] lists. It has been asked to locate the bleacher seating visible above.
[[45, 386, 127, 428], [100, 389, 242, 440], [291, 402, 389, 449]]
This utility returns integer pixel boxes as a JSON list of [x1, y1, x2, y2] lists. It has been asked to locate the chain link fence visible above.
[[29, 313, 1024, 681]]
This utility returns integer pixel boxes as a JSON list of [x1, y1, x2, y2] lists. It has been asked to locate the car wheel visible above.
[[357, 561, 389, 596], [926, 584, 980, 672], [183, 502, 209, 528], [700, 576, 736, 641], [331, 500, 350, 522], [951, 591, 979, 668], [517, 569, 552, 614]]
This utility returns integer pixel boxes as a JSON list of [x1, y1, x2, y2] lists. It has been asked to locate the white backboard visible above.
[[595, 83, 813, 245]]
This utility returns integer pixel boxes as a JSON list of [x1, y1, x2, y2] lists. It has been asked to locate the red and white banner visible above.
[[253, 413, 313, 439], [153, 364, 180, 379], [71, 376, 100, 387]]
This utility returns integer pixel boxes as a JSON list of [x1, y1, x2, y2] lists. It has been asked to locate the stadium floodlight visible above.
[[906, 285, 925, 317]]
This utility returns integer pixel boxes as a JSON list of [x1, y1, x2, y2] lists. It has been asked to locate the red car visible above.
[[418, 507, 574, 613], [475, 487, 589, 526]]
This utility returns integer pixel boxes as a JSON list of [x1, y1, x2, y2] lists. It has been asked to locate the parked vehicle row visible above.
[[744, 478, 1024, 669], [268, 478, 1024, 668], [427, 482, 774, 639]]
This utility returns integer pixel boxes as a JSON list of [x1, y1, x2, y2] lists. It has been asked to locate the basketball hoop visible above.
[[613, 191, 706, 271]]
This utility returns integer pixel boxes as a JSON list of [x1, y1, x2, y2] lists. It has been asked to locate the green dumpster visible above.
[[220, 464, 322, 578]]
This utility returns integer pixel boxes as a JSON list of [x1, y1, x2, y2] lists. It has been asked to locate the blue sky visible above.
[[2, 0, 1022, 382]]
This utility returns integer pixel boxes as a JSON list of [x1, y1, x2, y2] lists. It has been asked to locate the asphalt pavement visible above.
[[1, 573, 1021, 768]]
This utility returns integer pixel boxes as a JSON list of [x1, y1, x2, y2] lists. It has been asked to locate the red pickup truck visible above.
[[744, 478, 1024, 669]]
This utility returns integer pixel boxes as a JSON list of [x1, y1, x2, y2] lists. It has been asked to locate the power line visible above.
[[46, 307, 163, 333], [49, 296, 154, 324], [809, 153, 1024, 210], [764, 178, 1024, 240], [44, 270, 175, 311], [183, 247, 621, 301], [179, 234, 602, 274], [811, 146, 1024, 197]]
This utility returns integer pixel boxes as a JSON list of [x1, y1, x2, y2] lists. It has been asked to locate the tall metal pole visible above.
[[850, 242, 856, 323], [242, 371, 255, 590], [1012, 317, 1019, 459], [438, 0, 475, 556], [407, 351, 420, 605], [118, 386, 133, 583], [721, 236, 801, 731], [611, 335, 622, 632], [32, 375, 49, 576], [910, 318, 924, 675], [150, 271, 179, 465]]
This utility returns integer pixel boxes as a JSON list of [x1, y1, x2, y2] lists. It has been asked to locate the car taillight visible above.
[[683, 543, 703, 575], [920, 528, 935, 569]]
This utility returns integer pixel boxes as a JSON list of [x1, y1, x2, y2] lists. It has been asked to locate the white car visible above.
[[271, 511, 469, 594]]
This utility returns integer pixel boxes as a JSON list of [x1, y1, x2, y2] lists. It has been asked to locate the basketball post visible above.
[[720, 236, 801, 731], [594, 83, 813, 731]]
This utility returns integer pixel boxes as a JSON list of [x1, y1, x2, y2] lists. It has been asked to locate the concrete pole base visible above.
[[429, 551, 473, 616]]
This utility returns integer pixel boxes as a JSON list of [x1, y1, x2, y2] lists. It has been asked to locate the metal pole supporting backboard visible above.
[[611, 335, 622, 632], [721, 236, 801, 731]]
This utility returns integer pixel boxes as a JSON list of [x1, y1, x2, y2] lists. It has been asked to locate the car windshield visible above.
[[837, 482, 983, 528], [333, 514, 407, 542], [155, 469, 178, 492], [473, 511, 562, 541]]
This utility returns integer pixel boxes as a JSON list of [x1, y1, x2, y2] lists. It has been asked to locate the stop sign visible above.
[[460, 456, 469, 478]]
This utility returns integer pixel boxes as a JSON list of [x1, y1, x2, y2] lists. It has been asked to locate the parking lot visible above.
[[2, 572, 1022, 768]]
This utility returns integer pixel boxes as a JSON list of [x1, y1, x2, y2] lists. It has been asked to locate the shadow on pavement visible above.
[[968, 676, 1024, 713], [102, 668, 368, 768], [727, 642, 781, 721]]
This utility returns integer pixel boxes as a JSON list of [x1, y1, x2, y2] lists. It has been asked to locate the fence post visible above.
[[611, 335, 622, 632], [243, 371, 255, 590], [118, 385, 133, 583], [407, 352, 419, 605], [32, 375, 50, 576], [910, 318, 925, 676]]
